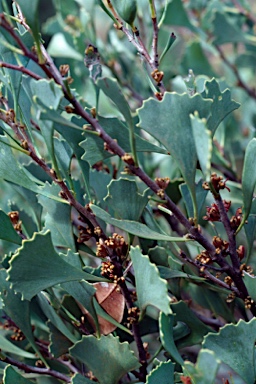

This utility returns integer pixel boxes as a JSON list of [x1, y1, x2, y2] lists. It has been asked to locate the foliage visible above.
[[0, 0, 256, 383]]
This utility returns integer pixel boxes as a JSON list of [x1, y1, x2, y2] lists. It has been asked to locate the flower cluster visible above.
[[212, 236, 229, 255], [202, 173, 230, 193], [203, 201, 231, 222], [8, 211, 22, 233], [127, 307, 140, 327], [101, 261, 125, 285], [96, 233, 128, 259], [230, 208, 243, 230]]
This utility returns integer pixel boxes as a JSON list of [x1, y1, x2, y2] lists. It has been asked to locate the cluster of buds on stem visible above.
[[240, 263, 253, 275], [8, 211, 23, 235], [226, 291, 236, 303], [212, 236, 229, 255], [101, 261, 125, 285], [230, 208, 243, 230], [202, 173, 230, 193], [121, 153, 135, 166], [155, 177, 170, 190], [77, 225, 93, 243], [127, 306, 140, 327], [96, 233, 128, 259], [59, 64, 73, 84], [92, 161, 110, 174], [244, 296, 254, 310], [203, 201, 231, 222], [151, 69, 164, 85], [155, 176, 170, 199], [3, 318, 27, 342], [224, 276, 233, 286], [237, 245, 245, 261], [195, 250, 212, 271]]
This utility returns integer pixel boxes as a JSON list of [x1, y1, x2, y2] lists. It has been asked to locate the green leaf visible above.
[[97, 77, 133, 127], [71, 374, 95, 384], [31, 79, 63, 110], [137, 92, 212, 211], [38, 183, 75, 250], [48, 322, 74, 357], [183, 349, 220, 384], [3, 365, 34, 384], [90, 169, 112, 208], [148, 246, 169, 267], [186, 284, 234, 322], [159, 313, 184, 365], [61, 280, 96, 321], [69, 334, 140, 384], [105, 178, 149, 220], [0, 210, 22, 245], [212, 11, 254, 45], [190, 113, 212, 180], [0, 136, 40, 193], [7, 231, 102, 300], [111, 0, 137, 25], [240, 139, 256, 229], [183, 41, 216, 78], [0, 270, 47, 364], [53, 138, 73, 182], [130, 246, 172, 316], [0, 331, 35, 358], [16, 0, 44, 63], [32, 79, 63, 168], [16, 0, 40, 35], [48, 33, 83, 60], [91, 204, 189, 242], [171, 301, 212, 348], [44, 115, 91, 199], [158, 266, 205, 282], [80, 116, 167, 166], [97, 77, 137, 163], [179, 179, 208, 218], [244, 199, 256, 260], [163, 0, 196, 31], [202, 78, 240, 135], [202, 318, 256, 384], [36, 292, 77, 344], [146, 361, 175, 384]]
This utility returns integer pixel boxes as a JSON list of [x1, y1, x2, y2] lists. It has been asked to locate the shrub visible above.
[[0, 0, 256, 383]]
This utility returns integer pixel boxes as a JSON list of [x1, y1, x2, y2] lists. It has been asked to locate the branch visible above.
[[0, 61, 42, 80], [149, 0, 159, 68], [214, 195, 240, 272], [0, 354, 72, 383], [180, 250, 239, 295], [1, 11, 255, 315], [193, 311, 225, 330], [120, 281, 148, 381]]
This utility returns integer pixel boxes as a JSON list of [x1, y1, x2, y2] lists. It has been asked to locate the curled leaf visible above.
[[78, 282, 125, 335]]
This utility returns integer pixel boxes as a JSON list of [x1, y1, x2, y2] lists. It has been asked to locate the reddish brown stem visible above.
[[0, 354, 72, 382]]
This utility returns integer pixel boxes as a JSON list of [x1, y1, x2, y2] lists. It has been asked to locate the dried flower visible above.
[[203, 203, 220, 221], [151, 69, 164, 84], [237, 245, 245, 261], [230, 208, 243, 230], [155, 177, 170, 190], [203, 173, 230, 193]]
